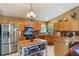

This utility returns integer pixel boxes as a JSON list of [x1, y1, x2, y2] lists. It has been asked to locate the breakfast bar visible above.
[[19, 38, 47, 56]]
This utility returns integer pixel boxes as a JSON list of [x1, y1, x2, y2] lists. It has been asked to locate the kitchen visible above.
[[0, 3, 79, 56]]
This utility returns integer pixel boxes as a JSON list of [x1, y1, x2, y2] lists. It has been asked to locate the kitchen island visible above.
[[19, 38, 47, 56]]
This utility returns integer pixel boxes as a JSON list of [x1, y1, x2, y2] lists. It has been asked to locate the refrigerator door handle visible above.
[[7, 31, 9, 38]]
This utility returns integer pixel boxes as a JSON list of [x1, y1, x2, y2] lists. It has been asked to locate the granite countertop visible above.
[[19, 38, 46, 47], [56, 36, 79, 42]]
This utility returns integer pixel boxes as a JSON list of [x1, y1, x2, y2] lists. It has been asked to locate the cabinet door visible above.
[[54, 21, 79, 31], [33, 22, 41, 30], [44, 35, 50, 43], [71, 21, 78, 31], [63, 21, 71, 31], [19, 21, 33, 31], [18, 22, 25, 31], [54, 22, 62, 31], [54, 23, 58, 31], [59, 22, 64, 31], [54, 41, 68, 56], [26, 21, 33, 26]]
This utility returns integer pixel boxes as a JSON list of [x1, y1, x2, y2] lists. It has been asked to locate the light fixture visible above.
[[26, 3, 36, 20]]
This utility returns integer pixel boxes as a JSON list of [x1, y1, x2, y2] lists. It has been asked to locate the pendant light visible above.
[[26, 3, 36, 21]]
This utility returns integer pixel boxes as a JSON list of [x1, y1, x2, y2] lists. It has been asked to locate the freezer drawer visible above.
[[9, 43, 18, 53], [1, 44, 9, 55]]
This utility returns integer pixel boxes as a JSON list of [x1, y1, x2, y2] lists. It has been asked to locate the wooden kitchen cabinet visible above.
[[54, 22, 59, 31], [33, 22, 41, 31], [54, 22, 62, 31], [63, 21, 79, 31], [63, 21, 72, 31], [26, 21, 33, 26], [44, 35, 51, 43], [44, 35, 59, 45], [54, 22, 65, 31], [19, 21, 41, 31], [59, 22, 64, 31], [19, 21, 41, 42], [71, 21, 79, 31], [54, 20, 79, 31], [54, 21, 70, 31], [54, 41, 68, 56]]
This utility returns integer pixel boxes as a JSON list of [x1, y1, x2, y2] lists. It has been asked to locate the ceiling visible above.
[[0, 3, 79, 22]]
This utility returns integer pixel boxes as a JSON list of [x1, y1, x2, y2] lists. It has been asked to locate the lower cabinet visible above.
[[54, 41, 68, 56], [44, 35, 58, 45]]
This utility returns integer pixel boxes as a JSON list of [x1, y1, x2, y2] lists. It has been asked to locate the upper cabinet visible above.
[[54, 20, 79, 31], [71, 21, 79, 31], [54, 22, 60, 31], [33, 22, 41, 31], [63, 21, 72, 31], [26, 21, 33, 26], [54, 22, 64, 31], [18, 21, 41, 31]]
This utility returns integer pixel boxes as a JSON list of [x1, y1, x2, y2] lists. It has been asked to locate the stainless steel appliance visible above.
[[20, 39, 47, 56], [0, 24, 19, 56]]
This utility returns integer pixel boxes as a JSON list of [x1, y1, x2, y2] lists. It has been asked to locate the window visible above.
[[40, 24, 46, 33], [47, 24, 54, 35]]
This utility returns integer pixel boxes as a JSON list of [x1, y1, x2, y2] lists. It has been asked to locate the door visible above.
[[2, 44, 9, 55], [13, 25, 19, 43], [2, 24, 9, 44], [8, 24, 14, 43]]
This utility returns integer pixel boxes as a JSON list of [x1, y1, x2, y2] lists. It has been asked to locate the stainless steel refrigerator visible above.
[[0, 24, 19, 56]]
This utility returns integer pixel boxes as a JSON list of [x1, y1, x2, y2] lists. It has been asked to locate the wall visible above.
[[47, 6, 79, 34], [48, 6, 79, 24], [0, 15, 46, 40], [0, 15, 46, 31]]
